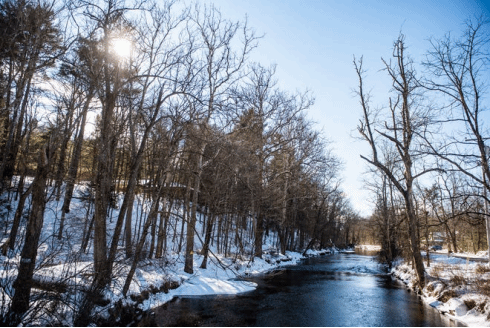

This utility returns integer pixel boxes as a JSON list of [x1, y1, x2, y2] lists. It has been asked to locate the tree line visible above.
[[355, 18, 490, 289], [0, 0, 357, 324]]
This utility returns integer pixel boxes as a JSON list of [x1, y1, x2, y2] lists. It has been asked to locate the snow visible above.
[[0, 180, 336, 325], [356, 244, 381, 251], [9, 178, 490, 326], [392, 250, 490, 327], [135, 248, 328, 312]]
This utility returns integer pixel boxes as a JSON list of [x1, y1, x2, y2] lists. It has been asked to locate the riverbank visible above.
[[0, 179, 345, 326], [139, 248, 453, 327], [135, 248, 306, 312], [98, 247, 338, 325], [2, 227, 339, 326], [355, 244, 381, 251], [392, 251, 490, 327]]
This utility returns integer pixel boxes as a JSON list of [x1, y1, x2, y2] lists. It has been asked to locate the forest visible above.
[[0, 0, 360, 325], [0, 0, 489, 326]]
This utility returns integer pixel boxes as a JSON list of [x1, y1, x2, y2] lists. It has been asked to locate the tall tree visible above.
[[182, 4, 258, 274], [72, 0, 137, 290], [355, 35, 438, 288], [5, 125, 63, 325], [57, 38, 98, 239], [423, 18, 490, 260], [0, 0, 63, 189]]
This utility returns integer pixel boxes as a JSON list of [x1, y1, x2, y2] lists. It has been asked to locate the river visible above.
[[138, 251, 464, 326]]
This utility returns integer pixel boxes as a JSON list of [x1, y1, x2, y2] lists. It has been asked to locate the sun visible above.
[[111, 37, 132, 60]]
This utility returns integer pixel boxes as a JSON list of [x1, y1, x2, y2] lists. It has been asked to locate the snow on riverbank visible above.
[[137, 249, 309, 311], [0, 178, 339, 325], [356, 244, 381, 251], [392, 251, 490, 327]]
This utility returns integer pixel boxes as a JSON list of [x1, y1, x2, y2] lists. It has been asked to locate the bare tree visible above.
[[355, 35, 439, 288], [0, 0, 63, 189], [4, 121, 64, 325], [107, 1, 191, 270], [423, 17, 490, 260], [182, 4, 258, 274], [56, 39, 98, 239]]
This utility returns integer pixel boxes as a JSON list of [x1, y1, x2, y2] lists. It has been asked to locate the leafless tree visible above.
[[355, 35, 440, 288], [0, 0, 64, 190], [423, 17, 490, 260], [182, 4, 259, 274]]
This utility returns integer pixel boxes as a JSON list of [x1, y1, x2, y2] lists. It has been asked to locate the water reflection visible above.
[[140, 252, 463, 327]]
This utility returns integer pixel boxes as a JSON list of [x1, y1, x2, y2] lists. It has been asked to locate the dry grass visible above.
[[476, 264, 490, 275], [450, 274, 466, 287], [438, 289, 457, 303], [474, 278, 490, 297], [464, 299, 477, 310], [478, 301, 487, 313], [430, 263, 449, 279]]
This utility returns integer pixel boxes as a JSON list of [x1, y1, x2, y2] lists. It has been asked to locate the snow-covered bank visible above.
[[1, 178, 344, 326], [1, 239, 336, 326], [136, 249, 310, 312], [392, 251, 490, 327], [355, 244, 381, 252], [78, 247, 338, 326]]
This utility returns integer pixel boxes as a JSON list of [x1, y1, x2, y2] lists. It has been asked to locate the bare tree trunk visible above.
[[58, 92, 93, 239], [279, 170, 289, 255], [200, 212, 215, 269], [81, 214, 95, 254], [254, 211, 264, 258], [122, 171, 166, 295], [178, 177, 192, 253], [149, 213, 157, 258], [7, 147, 49, 325], [54, 102, 76, 201], [4, 184, 32, 253], [124, 191, 135, 258], [156, 197, 173, 258], [92, 77, 118, 289], [406, 188, 425, 286], [184, 145, 205, 274]]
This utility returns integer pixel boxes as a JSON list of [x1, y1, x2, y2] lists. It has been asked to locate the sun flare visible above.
[[111, 37, 132, 60]]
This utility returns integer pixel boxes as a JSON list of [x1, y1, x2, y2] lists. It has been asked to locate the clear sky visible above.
[[200, 0, 490, 216]]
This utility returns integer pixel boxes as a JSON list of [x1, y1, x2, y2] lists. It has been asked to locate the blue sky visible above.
[[201, 0, 490, 216]]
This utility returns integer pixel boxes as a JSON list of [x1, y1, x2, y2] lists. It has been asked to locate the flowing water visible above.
[[139, 251, 464, 326]]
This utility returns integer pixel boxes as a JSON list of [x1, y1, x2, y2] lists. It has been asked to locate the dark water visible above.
[[140, 251, 463, 327]]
